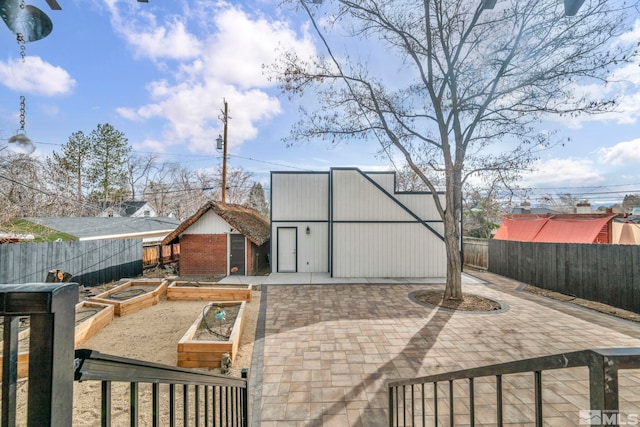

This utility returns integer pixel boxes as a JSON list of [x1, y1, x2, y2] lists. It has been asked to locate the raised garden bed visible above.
[[167, 281, 252, 302], [177, 301, 246, 369], [75, 301, 115, 347], [89, 279, 168, 316]]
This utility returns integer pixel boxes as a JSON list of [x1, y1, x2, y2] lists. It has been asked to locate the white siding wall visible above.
[[271, 173, 329, 221], [332, 170, 414, 221], [270, 168, 448, 277], [130, 203, 157, 218], [271, 223, 329, 273], [181, 211, 230, 235], [332, 223, 447, 277], [331, 169, 446, 278], [366, 173, 395, 193], [396, 193, 444, 219]]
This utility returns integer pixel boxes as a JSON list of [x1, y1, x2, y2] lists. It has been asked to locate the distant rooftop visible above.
[[23, 217, 180, 240]]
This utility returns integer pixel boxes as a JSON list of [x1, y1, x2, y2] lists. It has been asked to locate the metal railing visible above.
[[0, 282, 248, 426], [74, 349, 249, 427], [1, 282, 78, 426], [387, 348, 640, 427]]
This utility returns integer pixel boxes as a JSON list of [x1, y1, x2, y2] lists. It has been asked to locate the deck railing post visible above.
[[388, 386, 394, 427], [28, 283, 78, 426], [0, 283, 78, 427], [2, 316, 20, 425], [241, 368, 249, 427], [589, 350, 621, 425]]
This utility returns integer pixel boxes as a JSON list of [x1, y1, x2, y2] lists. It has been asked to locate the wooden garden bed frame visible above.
[[89, 279, 168, 316], [177, 301, 246, 369], [167, 281, 252, 302], [74, 301, 115, 347]]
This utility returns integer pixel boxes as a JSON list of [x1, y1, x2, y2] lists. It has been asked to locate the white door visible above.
[[277, 227, 297, 272]]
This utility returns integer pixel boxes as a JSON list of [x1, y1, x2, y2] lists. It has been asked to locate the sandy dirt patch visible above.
[[12, 287, 260, 426]]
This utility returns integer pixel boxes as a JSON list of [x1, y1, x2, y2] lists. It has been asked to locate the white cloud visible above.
[[0, 56, 75, 96], [104, 0, 202, 61], [598, 138, 640, 165], [201, 7, 316, 89], [556, 20, 640, 128], [129, 20, 202, 61], [520, 158, 605, 187], [111, 3, 317, 153]]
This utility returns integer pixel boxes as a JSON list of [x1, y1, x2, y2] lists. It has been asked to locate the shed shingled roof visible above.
[[162, 202, 270, 246]]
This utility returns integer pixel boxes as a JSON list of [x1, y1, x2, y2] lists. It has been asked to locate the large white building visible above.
[[270, 168, 448, 278]]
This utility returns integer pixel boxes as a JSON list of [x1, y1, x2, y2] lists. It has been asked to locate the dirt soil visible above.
[[522, 284, 640, 322], [13, 275, 261, 426], [413, 289, 502, 311], [72, 288, 260, 426]]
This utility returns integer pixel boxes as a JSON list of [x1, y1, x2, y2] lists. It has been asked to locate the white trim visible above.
[[78, 230, 175, 241]]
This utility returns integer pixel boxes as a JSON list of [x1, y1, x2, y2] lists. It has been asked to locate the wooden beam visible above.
[[564, 0, 586, 16]]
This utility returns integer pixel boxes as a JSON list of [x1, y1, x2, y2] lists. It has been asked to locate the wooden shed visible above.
[[162, 202, 270, 276]]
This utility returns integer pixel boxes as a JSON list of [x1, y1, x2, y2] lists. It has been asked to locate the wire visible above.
[[108, 288, 147, 300], [75, 308, 99, 325], [200, 303, 231, 340]]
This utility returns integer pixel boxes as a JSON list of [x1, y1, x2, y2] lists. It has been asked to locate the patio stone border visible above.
[[407, 289, 510, 314]]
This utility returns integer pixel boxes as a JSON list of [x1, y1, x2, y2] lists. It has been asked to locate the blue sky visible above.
[[1, 0, 639, 207]]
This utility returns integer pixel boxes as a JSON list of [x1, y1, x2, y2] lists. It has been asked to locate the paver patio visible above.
[[247, 271, 640, 426]]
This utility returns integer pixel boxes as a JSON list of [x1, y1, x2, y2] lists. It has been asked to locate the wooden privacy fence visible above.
[[142, 243, 180, 269], [0, 239, 143, 287], [463, 237, 488, 269], [489, 239, 640, 314]]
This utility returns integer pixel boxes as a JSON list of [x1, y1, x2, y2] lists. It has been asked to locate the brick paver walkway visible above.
[[249, 271, 640, 426]]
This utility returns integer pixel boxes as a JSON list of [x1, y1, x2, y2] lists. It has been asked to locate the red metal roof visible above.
[[494, 215, 615, 243], [493, 217, 548, 241]]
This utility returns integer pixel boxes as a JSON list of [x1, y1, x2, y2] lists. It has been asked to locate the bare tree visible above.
[[537, 193, 584, 213], [0, 153, 57, 222], [45, 131, 92, 215], [273, 0, 637, 299], [220, 166, 254, 205], [126, 153, 158, 200], [623, 194, 640, 213]]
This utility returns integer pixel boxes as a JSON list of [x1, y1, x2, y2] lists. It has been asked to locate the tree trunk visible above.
[[443, 212, 462, 300], [443, 167, 463, 300]]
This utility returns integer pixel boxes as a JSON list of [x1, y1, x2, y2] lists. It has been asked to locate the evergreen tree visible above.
[[247, 182, 269, 218], [87, 123, 131, 202], [49, 131, 91, 208]]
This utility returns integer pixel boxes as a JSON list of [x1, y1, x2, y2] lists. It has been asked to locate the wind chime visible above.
[[1, 0, 53, 154]]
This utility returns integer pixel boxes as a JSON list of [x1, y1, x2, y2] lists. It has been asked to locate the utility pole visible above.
[[221, 100, 229, 204]]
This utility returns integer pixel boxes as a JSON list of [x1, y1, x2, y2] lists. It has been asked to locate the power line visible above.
[[1, 138, 312, 171]]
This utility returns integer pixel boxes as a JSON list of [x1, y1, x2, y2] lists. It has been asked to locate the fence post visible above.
[[0, 283, 78, 427]]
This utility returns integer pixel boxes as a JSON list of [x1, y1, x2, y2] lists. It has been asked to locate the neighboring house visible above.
[[98, 201, 157, 218], [493, 213, 619, 243], [613, 216, 640, 244], [270, 168, 447, 278], [511, 203, 561, 215], [22, 217, 180, 243], [162, 202, 270, 277]]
